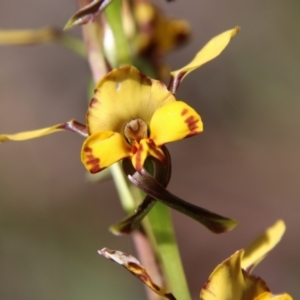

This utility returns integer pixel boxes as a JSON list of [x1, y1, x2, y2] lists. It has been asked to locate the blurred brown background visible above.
[[1, 0, 300, 299]]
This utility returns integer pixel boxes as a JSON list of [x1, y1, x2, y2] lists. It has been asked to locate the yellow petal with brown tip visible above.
[[150, 100, 203, 146], [81, 131, 130, 173]]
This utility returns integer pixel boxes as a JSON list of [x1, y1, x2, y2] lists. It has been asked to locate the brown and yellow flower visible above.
[[200, 220, 292, 300], [0, 28, 239, 173]]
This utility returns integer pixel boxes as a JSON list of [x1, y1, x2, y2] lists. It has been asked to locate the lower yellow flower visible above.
[[200, 220, 292, 300]]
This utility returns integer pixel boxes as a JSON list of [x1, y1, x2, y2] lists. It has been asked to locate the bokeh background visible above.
[[1, 0, 300, 299]]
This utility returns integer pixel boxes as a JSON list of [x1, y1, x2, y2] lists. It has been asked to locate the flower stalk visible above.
[[99, 1, 192, 298]]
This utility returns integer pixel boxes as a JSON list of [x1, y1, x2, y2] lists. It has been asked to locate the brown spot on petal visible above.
[[134, 144, 144, 171], [158, 80, 166, 88], [185, 115, 199, 137], [84, 147, 102, 173], [138, 71, 152, 86], [131, 144, 138, 155], [89, 97, 98, 107], [181, 108, 188, 116], [148, 141, 165, 163], [150, 282, 160, 291], [84, 146, 92, 153], [127, 262, 140, 271], [202, 279, 210, 291]]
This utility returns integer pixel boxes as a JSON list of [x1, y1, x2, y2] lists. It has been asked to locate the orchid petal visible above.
[[64, 0, 112, 30], [81, 131, 130, 173], [150, 101, 203, 146], [255, 292, 293, 300], [98, 248, 175, 299], [131, 139, 149, 172], [87, 66, 175, 135], [168, 27, 239, 93], [0, 120, 87, 143], [200, 250, 269, 300], [242, 220, 286, 273]]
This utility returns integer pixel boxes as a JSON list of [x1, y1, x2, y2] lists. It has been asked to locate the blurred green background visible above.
[[1, 0, 300, 299]]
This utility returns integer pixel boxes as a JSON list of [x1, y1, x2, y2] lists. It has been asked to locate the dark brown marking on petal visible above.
[[148, 141, 165, 163], [150, 282, 160, 291], [135, 144, 144, 171], [202, 279, 210, 291], [127, 262, 140, 271], [131, 143, 138, 155], [158, 80, 167, 88], [94, 88, 98, 93], [84, 146, 92, 153], [90, 165, 101, 173], [89, 97, 98, 107], [84, 148, 102, 173], [138, 71, 152, 86], [86, 154, 100, 166], [185, 115, 200, 137], [181, 108, 188, 116]]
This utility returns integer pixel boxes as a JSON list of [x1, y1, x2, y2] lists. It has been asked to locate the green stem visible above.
[[145, 203, 191, 300], [110, 163, 136, 213], [104, 0, 132, 66], [103, 1, 190, 299]]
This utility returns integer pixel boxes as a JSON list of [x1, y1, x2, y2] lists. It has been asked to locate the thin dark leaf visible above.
[[110, 147, 171, 235], [128, 169, 238, 233], [109, 196, 156, 235]]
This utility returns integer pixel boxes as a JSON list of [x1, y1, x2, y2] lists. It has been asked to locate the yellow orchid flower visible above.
[[0, 27, 238, 173], [200, 220, 293, 300], [82, 65, 202, 172]]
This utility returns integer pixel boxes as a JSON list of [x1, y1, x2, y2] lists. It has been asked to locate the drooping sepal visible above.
[[111, 148, 172, 235], [98, 248, 176, 300], [124, 158, 237, 233], [109, 196, 157, 235]]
